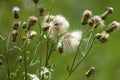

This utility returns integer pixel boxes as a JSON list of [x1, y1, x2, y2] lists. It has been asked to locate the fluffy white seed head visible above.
[[42, 15, 70, 37], [57, 31, 82, 53], [48, 15, 70, 37], [92, 15, 104, 28]]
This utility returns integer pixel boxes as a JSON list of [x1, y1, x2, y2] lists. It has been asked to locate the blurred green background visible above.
[[0, 0, 120, 80]]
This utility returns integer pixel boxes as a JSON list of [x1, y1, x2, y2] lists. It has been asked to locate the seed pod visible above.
[[95, 31, 109, 43], [106, 21, 120, 33], [12, 21, 20, 30], [41, 23, 50, 31], [101, 7, 113, 20], [81, 10, 92, 25], [58, 46, 63, 54], [12, 30, 18, 42], [28, 16, 38, 30], [32, 0, 39, 4], [85, 67, 95, 77]]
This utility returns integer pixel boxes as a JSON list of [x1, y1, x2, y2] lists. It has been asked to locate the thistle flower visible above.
[[91, 15, 104, 28], [26, 30, 37, 39], [41, 15, 55, 31], [22, 36, 26, 42], [101, 7, 114, 20], [57, 31, 82, 53], [48, 15, 70, 37], [28, 16, 38, 30], [85, 67, 95, 77], [29, 30, 37, 39], [95, 31, 109, 43], [11, 30, 18, 42], [12, 6, 20, 19], [41, 23, 50, 31], [39, 6, 45, 16], [106, 21, 120, 33], [31, 0, 39, 4], [12, 21, 20, 30], [81, 10, 92, 25]]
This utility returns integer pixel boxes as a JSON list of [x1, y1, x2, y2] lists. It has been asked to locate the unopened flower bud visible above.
[[58, 46, 63, 54], [107, 7, 114, 14], [29, 31, 37, 39], [28, 16, 38, 30], [39, 6, 45, 16], [106, 21, 120, 33], [12, 6, 20, 19], [12, 21, 20, 30], [85, 67, 95, 77], [101, 7, 113, 20], [12, 30, 18, 42], [81, 10, 92, 25], [95, 31, 109, 43], [22, 22, 27, 29], [32, 0, 39, 4], [87, 19, 94, 27]]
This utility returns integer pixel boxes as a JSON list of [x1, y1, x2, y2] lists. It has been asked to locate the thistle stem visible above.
[[3, 34, 11, 80], [65, 26, 95, 80], [23, 41, 27, 80]]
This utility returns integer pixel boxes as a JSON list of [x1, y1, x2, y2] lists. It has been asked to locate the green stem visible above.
[[44, 0, 55, 67], [45, 37, 49, 66], [23, 41, 27, 80], [65, 26, 95, 80], [45, 41, 55, 66], [3, 34, 11, 80], [28, 40, 41, 66], [72, 38, 95, 72], [66, 38, 83, 79], [34, 3, 43, 79], [45, 37, 59, 66]]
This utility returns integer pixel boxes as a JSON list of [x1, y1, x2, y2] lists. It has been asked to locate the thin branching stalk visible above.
[[34, 3, 44, 79], [65, 37, 83, 79], [65, 26, 96, 80], [45, 37, 50, 66], [48, 0, 54, 20], [72, 37, 95, 73], [35, 2, 43, 64], [28, 40, 41, 66], [23, 41, 27, 80], [3, 33, 11, 80], [45, 42, 53, 66], [65, 37, 95, 80], [44, 0, 55, 67]]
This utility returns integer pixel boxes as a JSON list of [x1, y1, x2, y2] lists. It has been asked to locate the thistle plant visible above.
[[0, 0, 120, 80]]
